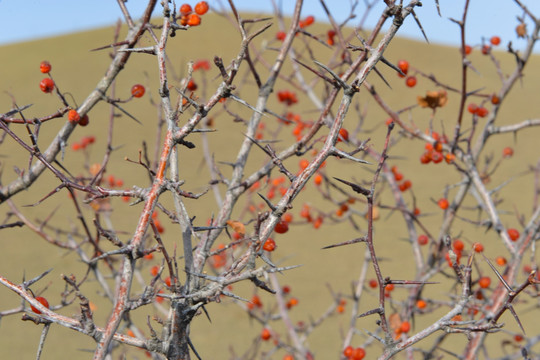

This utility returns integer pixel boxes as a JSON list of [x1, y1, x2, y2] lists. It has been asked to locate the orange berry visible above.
[[314, 173, 323, 185], [514, 334, 524, 342], [502, 146, 513, 158], [179, 3, 192, 15], [144, 253, 153, 260], [385, 283, 394, 292], [30, 296, 50, 314], [150, 265, 159, 277], [445, 153, 455, 164], [438, 198, 449, 210], [416, 299, 427, 309], [495, 256, 507, 266], [453, 239, 464, 251], [286, 297, 299, 309], [490, 36, 501, 46], [261, 328, 271, 341], [400, 321, 411, 333], [397, 59, 409, 75], [68, 109, 80, 124], [351, 347, 366, 360], [491, 94, 500, 105], [467, 103, 478, 114], [283, 355, 294, 360], [478, 276, 491, 289], [127, 329, 136, 337], [399, 180, 412, 192], [343, 346, 354, 357], [263, 238, 276, 252], [39, 78, 55, 93], [194, 1, 209, 15], [405, 76, 417, 87], [187, 13, 201, 26], [464, 44, 472, 55], [40, 61, 51, 74], [507, 228, 520, 241], [131, 84, 145, 98], [473, 243, 484, 253], [299, 159, 309, 170], [338, 128, 349, 142], [164, 276, 172, 287], [481, 44, 491, 55]]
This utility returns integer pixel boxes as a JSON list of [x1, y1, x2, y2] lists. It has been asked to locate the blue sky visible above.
[[0, 1, 539, 48]]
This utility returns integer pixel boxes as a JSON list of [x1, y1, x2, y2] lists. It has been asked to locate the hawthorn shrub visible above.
[[1, 1, 540, 359]]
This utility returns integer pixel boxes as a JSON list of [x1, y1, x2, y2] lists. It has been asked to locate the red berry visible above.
[[179, 3, 192, 15], [507, 228, 520, 241], [467, 103, 478, 114], [40, 61, 51, 74], [476, 107, 488, 117], [194, 1, 209, 15], [478, 276, 491, 288], [431, 152, 443, 163], [438, 198, 449, 210], [481, 44, 491, 55], [405, 76, 417, 87], [274, 220, 289, 234], [79, 114, 89, 127], [397, 60, 409, 75], [368, 279, 377, 288], [131, 84, 145, 98], [303, 15, 315, 26], [68, 109, 80, 124], [263, 238, 276, 252], [338, 128, 349, 142], [30, 296, 50, 314], [464, 45, 472, 55], [276, 31, 286, 41], [187, 79, 198, 91], [490, 36, 501, 46], [39, 78, 55, 93], [417, 234, 428, 246]]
